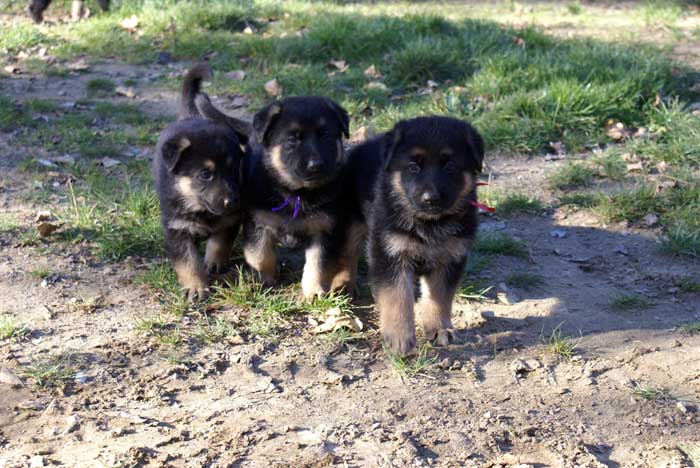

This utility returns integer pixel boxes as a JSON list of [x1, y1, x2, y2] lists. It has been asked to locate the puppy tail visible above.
[[178, 62, 212, 120], [195, 92, 252, 145]]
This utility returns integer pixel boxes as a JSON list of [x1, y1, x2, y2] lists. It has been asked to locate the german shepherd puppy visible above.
[[27, 0, 109, 23], [338, 116, 484, 356], [153, 64, 247, 300], [196, 94, 349, 299]]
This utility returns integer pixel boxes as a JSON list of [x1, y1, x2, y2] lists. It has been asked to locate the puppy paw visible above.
[[301, 275, 328, 299], [205, 259, 228, 275], [382, 325, 416, 357], [426, 327, 459, 347], [184, 283, 209, 302]]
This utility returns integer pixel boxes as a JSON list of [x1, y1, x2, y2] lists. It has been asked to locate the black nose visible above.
[[223, 193, 239, 209], [420, 190, 440, 205], [306, 158, 324, 173]]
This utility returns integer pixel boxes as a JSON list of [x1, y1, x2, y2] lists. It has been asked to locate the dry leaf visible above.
[[264, 79, 282, 97], [115, 86, 136, 98], [366, 81, 388, 92], [37, 222, 60, 238], [101, 157, 121, 168], [243, 25, 255, 34], [626, 162, 643, 172], [328, 59, 348, 72], [0, 367, 23, 388], [513, 37, 526, 47], [35, 210, 52, 222], [350, 125, 375, 143], [3, 65, 21, 74], [119, 15, 140, 32], [363, 64, 381, 80], [605, 120, 646, 140], [225, 70, 246, 81], [67, 59, 90, 72], [312, 307, 363, 334], [642, 213, 659, 227]]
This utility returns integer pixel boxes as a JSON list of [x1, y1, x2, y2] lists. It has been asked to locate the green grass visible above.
[[86, 78, 116, 97], [21, 353, 76, 389], [675, 277, 700, 293], [629, 380, 679, 403], [474, 233, 528, 258], [506, 272, 544, 291], [489, 193, 544, 216], [593, 153, 627, 180], [558, 192, 599, 208], [385, 342, 438, 378], [610, 292, 652, 311], [540, 323, 580, 361], [194, 315, 241, 345], [548, 162, 598, 190], [679, 322, 700, 335], [0, 315, 29, 340], [28, 268, 52, 280], [457, 280, 492, 302]]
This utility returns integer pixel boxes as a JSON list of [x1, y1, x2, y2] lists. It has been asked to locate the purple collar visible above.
[[271, 195, 301, 219]]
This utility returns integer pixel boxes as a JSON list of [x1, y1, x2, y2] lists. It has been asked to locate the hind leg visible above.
[[329, 221, 366, 297], [205, 223, 239, 275], [418, 259, 466, 346], [243, 222, 277, 286]]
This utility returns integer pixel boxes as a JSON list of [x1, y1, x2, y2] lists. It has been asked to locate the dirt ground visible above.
[[2, 11, 700, 468]]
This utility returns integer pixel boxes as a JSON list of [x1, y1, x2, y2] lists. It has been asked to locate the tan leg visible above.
[[301, 237, 330, 299], [244, 228, 277, 286], [417, 268, 458, 346], [204, 229, 236, 274], [330, 222, 366, 296], [173, 256, 207, 301], [376, 270, 416, 356]]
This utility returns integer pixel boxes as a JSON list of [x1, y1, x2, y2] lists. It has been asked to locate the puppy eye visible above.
[[443, 161, 458, 173], [199, 169, 214, 181], [407, 162, 421, 174]]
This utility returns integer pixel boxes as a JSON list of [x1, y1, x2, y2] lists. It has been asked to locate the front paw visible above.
[[382, 323, 416, 357], [301, 278, 327, 299], [205, 258, 228, 275], [425, 326, 459, 347], [183, 280, 208, 302]]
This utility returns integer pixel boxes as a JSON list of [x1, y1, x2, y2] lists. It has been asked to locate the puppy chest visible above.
[[252, 209, 333, 237], [383, 232, 470, 265]]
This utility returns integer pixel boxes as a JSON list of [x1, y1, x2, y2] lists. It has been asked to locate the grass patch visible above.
[[558, 192, 599, 208], [675, 277, 700, 293], [493, 193, 544, 216], [610, 292, 652, 311], [474, 233, 528, 258], [548, 162, 597, 190], [385, 343, 438, 378], [0, 315, 29, 340], [457, 279, 492, 302], [28, 268, 52, 280], [629, 380, 679, 403], [506, 272, 544, 290], [194, 315, 241, 345], [679, 322, 700, 335], [86, 78, 116, 97], [593, 153, 627, 180], [21, 353, 76, 389], [540, 323, 580, 361]]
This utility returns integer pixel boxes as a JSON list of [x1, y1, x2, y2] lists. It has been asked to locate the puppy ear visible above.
[[195, 93, 252, 145], [465, 124, 484, 173], [322, 98, 349, 139], [253, 103, 282, 144], [381, 126, 403, 172], [162, 137, 191, 172]]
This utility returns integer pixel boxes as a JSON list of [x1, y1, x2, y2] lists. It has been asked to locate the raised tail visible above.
[[195, 92, 252, 145], [178, 62, 212, 120]]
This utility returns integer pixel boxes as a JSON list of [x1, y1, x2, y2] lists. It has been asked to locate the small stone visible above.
[[115, 86, 136, 98], [677, 401, 688, 414], [550, 229, 568, 238], [29, 455, 46, 468], [642, 213, 658, 227], [64, 414, 82, 434], [363, 64, 381, 79], [101, 157, 121, 168], [0, 367, 23, 387], [366, 81, 388, 92]]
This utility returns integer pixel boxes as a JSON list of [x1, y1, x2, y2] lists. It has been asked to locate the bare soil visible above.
[[1, 43, 700, 468]]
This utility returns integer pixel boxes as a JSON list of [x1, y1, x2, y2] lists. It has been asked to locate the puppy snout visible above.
[[306, 157, 324, 173], [420, 189, 440, 205]]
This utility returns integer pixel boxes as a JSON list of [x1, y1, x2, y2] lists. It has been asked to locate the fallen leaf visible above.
[[328, 59, 348, 72], [366, 81, 388, 92], [37, 222, 60, 238], [67, 59, 90, 72], [513, 37, 526, 47], [642, 213, 659, 227], [115, 86, 136, 98], [550, 141, 566, 155], [626, 161, 643, 172], [225, 70, 246, 81], [3, 65, 21, 74], [52, 154, 76, 165], [312, 307, 363, 334], [243, 25, 255, 34], [605, 120, 645, 140], [119, 15, 140, 32], [0, 367, 23, 387], [363, 64, 382, 80], [101, 157, 121, 168], [264, 79, 282, 97], [350, 126, 375, 143]]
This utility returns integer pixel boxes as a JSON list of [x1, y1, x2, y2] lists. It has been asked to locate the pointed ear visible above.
[[381, 126, 403, 172], [323, 98, 349, 139], [465, 125, 484, 173], [162, 136, 191, 172], [253, 103, 282, 144]]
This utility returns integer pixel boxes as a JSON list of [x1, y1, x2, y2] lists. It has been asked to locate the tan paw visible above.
[[382, 323, 416, 357]]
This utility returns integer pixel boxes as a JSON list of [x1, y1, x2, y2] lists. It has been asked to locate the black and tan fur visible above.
[[197, 94, 350, 299], [152, 64, 246, 300], [27, 0, 109, 23], [338, 116, 484, 356]]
